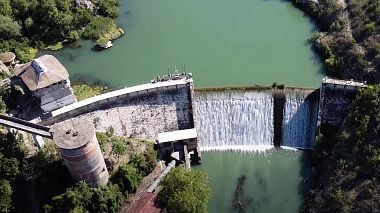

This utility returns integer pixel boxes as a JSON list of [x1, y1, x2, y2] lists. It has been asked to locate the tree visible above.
[[90, 184, 123, 212], [0, 0, 12, 16], [128, 145, 157, 176], [44, 181, 123, 213], [0, 15, 21, 39], [111, 164, 140, 194], [82, 16, 116, 39], [158, 166, 212, 213], [97, 0, 119, 18], [0, 154, 19, 181], [111, 140, 126, 161], [0, 180, 13, 212], [0, 132, 25, 161]]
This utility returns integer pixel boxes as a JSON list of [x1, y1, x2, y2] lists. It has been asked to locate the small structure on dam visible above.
[[157, 128, 200, 168], [50, 119, 109, 187], [319, 77, 367, 129]]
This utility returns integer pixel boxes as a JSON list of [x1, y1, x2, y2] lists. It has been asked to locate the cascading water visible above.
[[282, 90, 319, 149], [194, 88, 320, 151], [195, 90, 274, 151]]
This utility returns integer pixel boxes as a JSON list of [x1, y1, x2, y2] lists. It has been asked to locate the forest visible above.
[[302, 85, 380, 212], [293, 0, 380, 83], [0, 0, 121, 62]]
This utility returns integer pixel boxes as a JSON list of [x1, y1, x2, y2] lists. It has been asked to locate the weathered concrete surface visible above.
[[319, 77, 367, 128], [44, 86, 194, 140]]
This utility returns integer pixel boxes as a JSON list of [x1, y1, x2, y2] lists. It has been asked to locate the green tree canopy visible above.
[[0, 154, 19, 181], [111, 164, 140, 194], [0, 0, 12, 16], [0, 15, 21, 39], [158, 166, 212, 213], [0, 180, 13, 212], [44, 181, 123, 213], [111, 140, 126, 159]]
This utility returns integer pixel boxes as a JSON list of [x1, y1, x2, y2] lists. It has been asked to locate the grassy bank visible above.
[[72, 83, 108, 101]]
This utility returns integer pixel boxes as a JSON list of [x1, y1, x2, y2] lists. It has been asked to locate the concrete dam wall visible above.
[[41, 79, 194, 140], [319, 78, 367, 129]]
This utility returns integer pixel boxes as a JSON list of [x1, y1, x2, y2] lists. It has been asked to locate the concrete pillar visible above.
[[50, 119, 108, 187]]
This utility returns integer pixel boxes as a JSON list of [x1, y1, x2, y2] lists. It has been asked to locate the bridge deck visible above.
[[0, 115, 52, 138]]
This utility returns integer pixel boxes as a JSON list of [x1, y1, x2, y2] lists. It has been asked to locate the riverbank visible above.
[[292, 0, 380, 83], [0, 0, 124, 63]]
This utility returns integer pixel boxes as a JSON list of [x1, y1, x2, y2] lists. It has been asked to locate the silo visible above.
[[51, 119, 108, 187]]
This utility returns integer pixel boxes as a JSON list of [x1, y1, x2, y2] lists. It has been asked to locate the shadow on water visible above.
[[297, 150, 314, 211]]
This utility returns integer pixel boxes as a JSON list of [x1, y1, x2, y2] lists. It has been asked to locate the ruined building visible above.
[[15, 55, 76, 112], [51, 119, 108, 187]]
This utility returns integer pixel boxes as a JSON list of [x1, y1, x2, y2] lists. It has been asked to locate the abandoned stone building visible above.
[[15, 55, 76, 112]]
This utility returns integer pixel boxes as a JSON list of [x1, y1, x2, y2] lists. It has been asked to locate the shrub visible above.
[[111, 164, 141, 194], [82, 17, 116, 40]]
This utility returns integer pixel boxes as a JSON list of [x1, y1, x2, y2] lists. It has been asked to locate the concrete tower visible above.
[[51, 119, 108, 187]]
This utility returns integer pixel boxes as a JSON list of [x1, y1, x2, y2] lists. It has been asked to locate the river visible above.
[[40, 0, 322, 212], [196, 150, 313, 213]]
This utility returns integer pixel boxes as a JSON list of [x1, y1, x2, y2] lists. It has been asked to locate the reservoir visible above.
[[40, 0, 323, 212], [42, 0, 323, 88]]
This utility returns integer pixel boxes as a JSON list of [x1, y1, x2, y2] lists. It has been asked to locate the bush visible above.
[[0, 180, 13, 212], [111, 164, 141, 195], [129, 144, 157, 176], [0, 15, 21, 39], [82, 17, 116, 40]]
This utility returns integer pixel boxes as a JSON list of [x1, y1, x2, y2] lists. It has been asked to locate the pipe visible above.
[[146, 160, 176, 193]]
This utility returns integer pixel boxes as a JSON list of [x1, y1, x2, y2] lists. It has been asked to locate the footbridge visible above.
[[0, 114, 52, 138]]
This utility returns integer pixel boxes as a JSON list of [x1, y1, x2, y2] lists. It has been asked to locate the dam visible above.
[[28, 75, 365, 154]]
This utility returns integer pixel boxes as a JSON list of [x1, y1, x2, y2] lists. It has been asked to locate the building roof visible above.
[[50, 119, 95, 150], [127, 192, 161, 213], [157, 128, 197, 143], [0, 52, 16, 63], [15, 55, 69, 91]]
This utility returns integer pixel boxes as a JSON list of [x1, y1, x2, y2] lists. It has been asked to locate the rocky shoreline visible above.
[[291, 0, 380, 83]]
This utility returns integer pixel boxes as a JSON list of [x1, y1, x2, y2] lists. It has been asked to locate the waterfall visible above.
[[195, 90, 274, 151], [282, 90, 319, 149]]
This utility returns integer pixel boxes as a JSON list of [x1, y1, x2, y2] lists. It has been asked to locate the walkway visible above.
[[0, 114, 52, 138]]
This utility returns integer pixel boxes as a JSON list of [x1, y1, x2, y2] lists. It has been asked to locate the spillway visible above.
[[195, 90, 274, 151], [282, 90, 319, 149], [194, 89, 319, 151]]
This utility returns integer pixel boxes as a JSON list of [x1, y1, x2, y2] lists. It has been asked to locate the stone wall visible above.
[[44, 85, 193, 140], [319, 80, 365, 129]]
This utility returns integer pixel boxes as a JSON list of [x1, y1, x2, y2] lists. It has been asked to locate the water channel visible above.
[[40, 0, 323, 211]]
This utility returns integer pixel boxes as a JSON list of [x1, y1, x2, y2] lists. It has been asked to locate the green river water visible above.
[[40, 0, 321, 212], [42, 0, 323, 88]]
